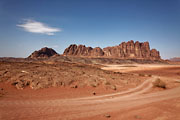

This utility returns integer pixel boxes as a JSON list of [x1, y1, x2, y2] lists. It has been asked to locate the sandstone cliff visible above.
[[63, 40, 160, 60]]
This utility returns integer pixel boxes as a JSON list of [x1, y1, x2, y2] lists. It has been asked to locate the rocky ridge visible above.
[[63, 40, 161, 60], [169, 57, 180, 62]]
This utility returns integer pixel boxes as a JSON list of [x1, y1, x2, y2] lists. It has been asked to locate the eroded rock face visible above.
[[90, 47, 104, 56], [63, 40, 161, 60], [150, 49, 160, 60], [28, 47, 58, 58]]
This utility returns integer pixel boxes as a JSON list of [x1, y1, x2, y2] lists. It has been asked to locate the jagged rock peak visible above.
[[63, 40, 161, 60]]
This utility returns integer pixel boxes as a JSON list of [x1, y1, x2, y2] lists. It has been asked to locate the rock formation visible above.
[[63, 44, 104, 57], [28, 47, 58, 58], [63, 40, 161, 60]]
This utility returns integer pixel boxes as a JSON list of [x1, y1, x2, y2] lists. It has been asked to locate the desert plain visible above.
[[0, 58, 180, 120]]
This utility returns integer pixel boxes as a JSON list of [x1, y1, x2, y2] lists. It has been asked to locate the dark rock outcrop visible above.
[[28, 47, 58, 58], [63, 40, 161, 60]]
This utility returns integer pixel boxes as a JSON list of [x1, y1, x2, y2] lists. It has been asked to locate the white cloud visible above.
[[17, 19, 61, 35]]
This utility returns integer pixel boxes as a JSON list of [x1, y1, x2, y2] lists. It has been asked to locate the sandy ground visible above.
[[102, 64, 180, 73], [0, 63, 180, 120]]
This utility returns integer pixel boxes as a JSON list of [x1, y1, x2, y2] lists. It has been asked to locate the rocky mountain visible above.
[[63, 40, 161, 60], [28, 47, 58, 58], [169, 57, 180, 62]]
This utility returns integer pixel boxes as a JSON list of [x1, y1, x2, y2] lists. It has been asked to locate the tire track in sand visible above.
[[1, 77, 180, 120]]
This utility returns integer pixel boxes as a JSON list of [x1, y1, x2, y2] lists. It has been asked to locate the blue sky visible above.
[[0, 0, 180, 59]]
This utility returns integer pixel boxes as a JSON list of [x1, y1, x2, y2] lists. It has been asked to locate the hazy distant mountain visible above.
[[169, 57, 180, 62]]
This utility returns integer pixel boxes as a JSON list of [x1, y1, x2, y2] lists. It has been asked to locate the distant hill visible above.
[[169, 57, 180, 62], [28, 47, 58, 59]]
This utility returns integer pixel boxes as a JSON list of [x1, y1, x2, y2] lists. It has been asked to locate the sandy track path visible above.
[[1, 76, 180, 120], [75, 77, 152, 100]]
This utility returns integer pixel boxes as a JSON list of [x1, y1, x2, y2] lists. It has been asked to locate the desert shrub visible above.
[[113, 72, 122, 74], [70, 85, 78, 88], [148, 74, 152, 77], [111, 85, 117, 90], [90, 82, 99, 87], [152, 78, 166, 89], [139, 73, 145, 77], [106, 85, 117, 90], [103, 80, 111, 85]]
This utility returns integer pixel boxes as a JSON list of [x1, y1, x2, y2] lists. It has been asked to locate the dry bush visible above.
[[70, 85, 78, 88], [103, 80, 111, 85], [106, 85, 117, 90], [90, 82, 99, 87], [148, 74, 152, 77], [110, 85, 117, 90], [152, 78, 166, 89], [139, 73, 145, 77]]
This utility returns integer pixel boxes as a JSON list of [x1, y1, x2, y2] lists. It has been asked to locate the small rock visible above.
[[3, 71, 8, 75], [15, 84, 24, 90], [21, 70, 29, 73], [105, 114, 111, 118], [11, 81, 18, 85]]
